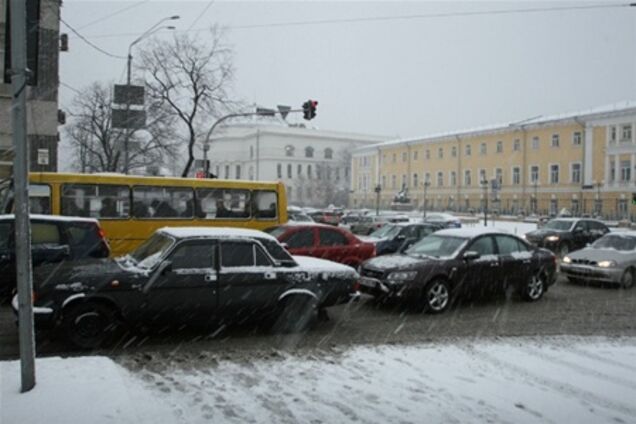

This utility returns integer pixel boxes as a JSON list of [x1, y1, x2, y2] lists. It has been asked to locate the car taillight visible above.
[[96, 226, 107, 240], [352, 281, 361, 292]]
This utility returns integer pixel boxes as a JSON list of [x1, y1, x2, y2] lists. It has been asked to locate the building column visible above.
[[583, 124, 594, 186]]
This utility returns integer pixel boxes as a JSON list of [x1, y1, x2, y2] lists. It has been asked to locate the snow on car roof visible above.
[[0, 214, 99, 223], [435, 227, 510, 238], [158, 227, 277, 241]]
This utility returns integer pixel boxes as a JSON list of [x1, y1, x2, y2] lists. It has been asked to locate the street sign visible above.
[[114, 84, 145, 106], [112, 108, 146, 129], [277, 105, 291, 120], [36, 148, 49, 165]]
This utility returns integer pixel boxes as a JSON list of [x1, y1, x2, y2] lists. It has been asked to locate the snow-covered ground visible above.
[[3, 337, 636, 423]]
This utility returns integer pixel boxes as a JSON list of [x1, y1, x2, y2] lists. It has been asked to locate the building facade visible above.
[[196, 123, 388, 207], [351, 102, 636, 220], [0, 0, 60, 178]]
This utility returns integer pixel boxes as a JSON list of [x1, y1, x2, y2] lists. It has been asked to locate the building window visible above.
[[250, 146, 254, 159], [297, 164, 302, 176], [573, 132, 582, 146], [413, 173, 418, 187], [532, 136, 539, 150], [325, 148, 333, 159], [480, 143, 487, 155], [401, 174, 406, 189], [391, 175, 397, 189], [551, 134, 560, 147], [382, 154, 387, 163], [413, 150, 418, 160], [236, 165, 241, 179], [610, 159, 616, 182], [571, 163, 581, 184], [512, 167, 520, 185], [424, 172, 431, 185], [450, 171, 456, 187], [451, 146, 457, 157], [307, 164, 312, 178], [465, 144, 471, 156], [392, 153, 397, 163], [550, 164, 559, 184], [530, 166, 539, 184], [438, 148, 443, 159], [316, 167, 322, 180], [621, 160, 631, 182], [277, 164, 282, 179], [285, 145, 295, 157], [437, 172, 443, 187], [402, 152, 407, 162], [479, 169, 487, 184], [305, 146, 314, 158], [464, 170, 471, 186], [425, 149, 430, 160], [287, 164, 292, 179], [225, 165, 230, 179], [621, 125, 633, 142], [610, 126, 617, 143], [496, 141, 503, 153], [495, 168, 502, 185], [335, 168, 340, 181], [513, 139, 520, 151], [287, 186, 293, 200]]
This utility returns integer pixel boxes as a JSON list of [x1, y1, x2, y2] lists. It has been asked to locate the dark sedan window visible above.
[[407, 235, 466, 257], [467, 236, 496, 255], [286, 230, 314, 249], [544, 220, 574, 231], [170, 243, 216, 270], [258, 238, 295, 263], [574, 221, 589, 232], [31, 222, 61, 245], [319, 229, 348, 246], [221, 242, 254, 267], [495, 235, 524, 255]]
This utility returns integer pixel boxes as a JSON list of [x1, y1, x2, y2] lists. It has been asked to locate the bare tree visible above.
[[65, 82, 179, 173], [140, 27, 236, 177]]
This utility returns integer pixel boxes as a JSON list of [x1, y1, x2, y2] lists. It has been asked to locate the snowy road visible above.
[[4, 337, 636, 424]]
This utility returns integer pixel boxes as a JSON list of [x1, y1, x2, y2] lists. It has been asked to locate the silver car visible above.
[[561, 232, 636, 289]]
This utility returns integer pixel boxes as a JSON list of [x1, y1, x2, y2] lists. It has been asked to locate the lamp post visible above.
[[374, 184, 382, 216], [481, 179, 489, 226], [124, 15, 179, 174], [421, 179, 430, 221]]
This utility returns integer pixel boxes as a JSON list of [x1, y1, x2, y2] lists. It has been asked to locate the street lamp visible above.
[[421, 179, 430, 221], [124, 15, 179, 174]]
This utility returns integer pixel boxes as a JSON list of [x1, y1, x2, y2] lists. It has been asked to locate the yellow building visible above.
[[351, 102, 636, 219]]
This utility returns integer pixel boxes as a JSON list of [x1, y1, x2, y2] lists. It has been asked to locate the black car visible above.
[[13, 227, 359, 348], [524, 218, 609, 257], [362, 223, 442, 255], [359, 228, 557, 313], [0, 214, 110, 299]]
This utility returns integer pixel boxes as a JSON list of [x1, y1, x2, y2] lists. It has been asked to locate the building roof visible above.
[[354, 101, 636, 154]]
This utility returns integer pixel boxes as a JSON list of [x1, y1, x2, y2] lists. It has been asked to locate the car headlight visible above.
[[387, 271, 418, 281], [545, 235, 560, 242], [597, 260, 617, 268], [562, 256, 571, 264]]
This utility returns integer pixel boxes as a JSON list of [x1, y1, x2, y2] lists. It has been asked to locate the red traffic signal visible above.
[[302, 99, 318, 120]]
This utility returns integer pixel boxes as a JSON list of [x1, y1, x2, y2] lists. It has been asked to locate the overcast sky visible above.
[[59, 0, 636, 162]]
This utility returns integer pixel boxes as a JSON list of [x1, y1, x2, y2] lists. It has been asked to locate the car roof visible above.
[[0, 214, 99, 224], [435, 227, 510, 238], [158, 226, 277, 241], [278, 223, 346, 231]]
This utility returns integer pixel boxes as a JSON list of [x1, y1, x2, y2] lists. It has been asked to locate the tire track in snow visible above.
[[563, 344, 636, 374], [463, 345, 636, 419]]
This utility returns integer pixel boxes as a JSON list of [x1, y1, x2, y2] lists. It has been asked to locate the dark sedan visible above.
[[361, 223, 442, 256], [359, 228, 556, 313], [524, 218, 609, 257], [13, 227, 359, 348]]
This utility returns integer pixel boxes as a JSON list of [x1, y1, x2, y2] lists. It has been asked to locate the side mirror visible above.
[[143, 260, 172, 294], [463, 251, 480, 261]]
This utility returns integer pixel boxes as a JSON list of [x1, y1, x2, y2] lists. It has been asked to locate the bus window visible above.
[[30, 184, 51, 214], [133, 186, 194, 218], [253, 191, 278, 219], [195, 188, 250, 219], [62, 184, 129, 218]]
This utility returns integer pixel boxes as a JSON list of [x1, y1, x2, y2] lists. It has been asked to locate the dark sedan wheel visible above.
[[423, 279, 450, 314], [62, 302, 120, 349], [521, 273, 545, 301], [272, 295, 318, 334], [620, 269, 634, 290]]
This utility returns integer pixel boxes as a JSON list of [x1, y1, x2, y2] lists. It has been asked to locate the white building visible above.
[[195, 122, 388, 207]]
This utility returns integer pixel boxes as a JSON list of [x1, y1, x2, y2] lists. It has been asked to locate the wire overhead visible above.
[[77, 0, 151, 30], [60, 17, 127, 59]]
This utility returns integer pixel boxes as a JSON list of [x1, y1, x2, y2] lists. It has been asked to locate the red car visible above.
[[265, 224, 375, 268]]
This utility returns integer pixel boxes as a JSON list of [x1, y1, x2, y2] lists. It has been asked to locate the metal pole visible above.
[[124, 53, 132, 174], [10, 0, 36, 392], [483, 181, 488, 226], [422, 182, 428, 221], [375, 187, 380, 216]]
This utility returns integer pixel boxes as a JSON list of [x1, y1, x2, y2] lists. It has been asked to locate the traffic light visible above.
[[302, 100, 318, 120]]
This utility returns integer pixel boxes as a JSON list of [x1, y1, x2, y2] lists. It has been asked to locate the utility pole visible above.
[[422, 180, 430, 221], [482, 179, 488, 226], [10, 0, 36, 392], [374, 184, 381, 216]]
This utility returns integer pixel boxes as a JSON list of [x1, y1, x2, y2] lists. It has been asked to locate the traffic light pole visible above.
[[202, 108, 303, 176], [10, 0, 36, 392]]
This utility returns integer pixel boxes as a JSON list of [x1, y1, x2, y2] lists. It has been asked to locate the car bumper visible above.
[[358, 277, 417, 298], [11, 294, 56, 328], [560, 264, 623, 284]]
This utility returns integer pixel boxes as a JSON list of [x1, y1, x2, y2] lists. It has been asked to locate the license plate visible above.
[[360, 277, 378, 288]]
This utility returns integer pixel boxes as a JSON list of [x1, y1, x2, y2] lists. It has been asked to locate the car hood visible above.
[[363, 254, 428, 271], [32, 258, 145, 291], [292, 255, 359, 278], [567, 248, 633, 263]]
